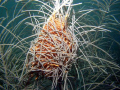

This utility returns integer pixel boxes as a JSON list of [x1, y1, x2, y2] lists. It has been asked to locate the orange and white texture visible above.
[[24, 0, 78, 89], [19, 0, 120, 90], [27, 12, 77, 75]]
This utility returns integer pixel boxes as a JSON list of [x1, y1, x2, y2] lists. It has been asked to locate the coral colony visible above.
[[23, 0, 78, 89]]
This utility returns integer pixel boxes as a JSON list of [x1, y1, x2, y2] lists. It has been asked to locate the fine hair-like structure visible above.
[[0, 0, 120, 90], [25, 7, 77, 88], [20, 1, 78, 89]]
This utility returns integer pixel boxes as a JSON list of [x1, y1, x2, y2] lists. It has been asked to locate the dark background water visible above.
[[0, 0, 120, 89], [75, 0, 120, 65]]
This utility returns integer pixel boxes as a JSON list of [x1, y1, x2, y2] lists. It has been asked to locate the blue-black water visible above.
[[0, 0, 120, 90]]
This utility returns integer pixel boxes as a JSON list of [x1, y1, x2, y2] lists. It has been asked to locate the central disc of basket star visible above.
[[28, 13, 76, 77]]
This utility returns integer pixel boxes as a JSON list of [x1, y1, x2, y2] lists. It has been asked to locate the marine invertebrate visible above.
[[0, 0, 120, 90], [25, 7, 77, 89], [20, 0, 78, 89]]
